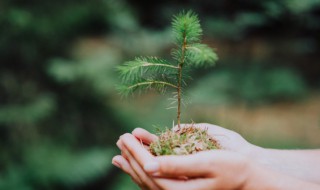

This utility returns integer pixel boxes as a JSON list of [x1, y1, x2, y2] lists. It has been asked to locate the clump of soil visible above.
[[150, 126, 220, 156]]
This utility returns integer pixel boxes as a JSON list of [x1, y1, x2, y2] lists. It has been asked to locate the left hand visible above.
[[113, 133, 252, 190]]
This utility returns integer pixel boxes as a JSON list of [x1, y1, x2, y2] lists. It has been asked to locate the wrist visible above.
[[239, 143, 263, 159], [242, 144, 268, 165], [237, 158, 262, 190], [241, 161, 280, 190], [242, 163, 319, 190]]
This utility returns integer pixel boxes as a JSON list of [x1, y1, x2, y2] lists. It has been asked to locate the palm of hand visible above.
[[194, 123, 252, 153]]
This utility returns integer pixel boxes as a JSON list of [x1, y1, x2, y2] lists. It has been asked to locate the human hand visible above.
[[113, 133, 253, 190], [132, 123, 257, 156], [113, 126, 320, 190], [112, 124, 257, 189]]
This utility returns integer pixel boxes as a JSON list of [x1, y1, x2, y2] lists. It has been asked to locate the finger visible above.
[[118, 141, 150, 163], [112, 155, 142, 185], [120, 133, 155, 165], [155, 178, 216, 190], [121, 134, 160, 189], [116, 138, 124, 150], [132, 128, 158, 145], [117, 139, 129, 160], [144, 151, 214, 177], [123, 147, 160, 190]]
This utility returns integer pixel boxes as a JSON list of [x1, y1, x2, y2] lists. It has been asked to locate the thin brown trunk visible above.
[[177, 31, 187, 130], [177, 64, 182, 129]]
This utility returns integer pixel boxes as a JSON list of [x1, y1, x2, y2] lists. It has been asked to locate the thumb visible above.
[[132, 128, 158, 145], [143, 151, 213, 177]]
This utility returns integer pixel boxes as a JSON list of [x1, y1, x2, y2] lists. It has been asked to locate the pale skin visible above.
[[112, 123, 320, 190]]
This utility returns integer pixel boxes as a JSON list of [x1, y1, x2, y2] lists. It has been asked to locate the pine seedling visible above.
[[118, 11, 219, 155]]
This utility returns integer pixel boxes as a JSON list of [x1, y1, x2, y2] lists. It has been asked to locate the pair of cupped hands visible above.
[[113, 124, 262, 190]]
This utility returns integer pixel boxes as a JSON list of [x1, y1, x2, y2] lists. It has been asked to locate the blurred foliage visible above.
[[190, 67, 307, 105], [0, 0, 319, 189], [0, 146, 114, 189], [0, 95, 55, 125], [48, 51, 120, 95]]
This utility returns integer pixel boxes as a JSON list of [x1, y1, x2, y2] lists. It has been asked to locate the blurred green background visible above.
[[1, 0, 320, 189]]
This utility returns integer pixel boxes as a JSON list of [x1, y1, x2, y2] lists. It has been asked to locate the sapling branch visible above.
[[140, 63, 178, 69], [127, 81, 178, 90]]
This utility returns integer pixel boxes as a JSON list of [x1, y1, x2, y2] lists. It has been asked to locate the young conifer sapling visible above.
[[118, 11, 220, 156]]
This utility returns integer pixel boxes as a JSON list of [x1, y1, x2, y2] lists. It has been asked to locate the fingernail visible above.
[[152, 172, 161, 177], [112, 160, 121, 168], [144, 162, 159, 173], [116, 140, 123, 149]]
